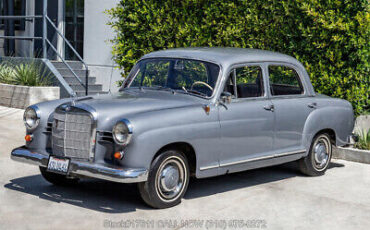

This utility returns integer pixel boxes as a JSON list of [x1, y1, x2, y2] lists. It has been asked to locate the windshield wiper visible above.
[[186, 89, 208, 97], [176, 88, 208, 98]]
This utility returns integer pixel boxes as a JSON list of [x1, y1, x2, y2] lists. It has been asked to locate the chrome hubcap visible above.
[[313, 136, 331, 170], [160, 165, 180, 192], [156, 157, 186, 201]]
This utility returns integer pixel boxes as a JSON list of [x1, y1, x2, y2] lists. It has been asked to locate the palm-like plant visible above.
[[12, 61, 52, 86], [0, 62, 15, 84], [355, 129, 370, 150]]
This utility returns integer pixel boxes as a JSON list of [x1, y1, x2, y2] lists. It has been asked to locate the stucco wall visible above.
[[83, 0, 122, 93]]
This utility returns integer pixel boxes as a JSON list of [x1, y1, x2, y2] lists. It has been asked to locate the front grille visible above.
[[52, 108, 94, 160]]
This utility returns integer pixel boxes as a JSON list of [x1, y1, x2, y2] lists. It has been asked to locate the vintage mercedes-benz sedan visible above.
[[11, 48, 355, 208]]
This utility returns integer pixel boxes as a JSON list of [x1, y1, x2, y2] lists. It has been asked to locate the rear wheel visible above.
[[138, 150, 190, 209], [39, 167, 79, 186], [299, 133, 332, 176]]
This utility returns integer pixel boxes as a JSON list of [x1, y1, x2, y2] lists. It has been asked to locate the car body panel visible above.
[[11, 48, 355, 182], [218, 98, 274, 168]]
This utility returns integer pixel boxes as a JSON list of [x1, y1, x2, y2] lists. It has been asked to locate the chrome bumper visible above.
[[11, 146, 148, 183]]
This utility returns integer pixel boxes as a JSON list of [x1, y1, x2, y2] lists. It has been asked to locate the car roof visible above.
[[140, 47, 315, 97], [141, 47, 301, 68]]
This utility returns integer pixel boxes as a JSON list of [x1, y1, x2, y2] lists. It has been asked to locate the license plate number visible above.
[[47, 156, 70, 174]]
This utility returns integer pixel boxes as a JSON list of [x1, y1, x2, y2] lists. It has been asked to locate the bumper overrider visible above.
[[11, 146, 148, 183]]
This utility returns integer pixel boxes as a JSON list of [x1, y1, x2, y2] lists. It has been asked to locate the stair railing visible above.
[[0, 0, 89, 96]]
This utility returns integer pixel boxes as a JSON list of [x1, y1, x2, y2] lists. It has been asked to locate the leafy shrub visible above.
[[107, 0, 369, 115], [355, 129, 370, 150], [0, 61, 52, 86]]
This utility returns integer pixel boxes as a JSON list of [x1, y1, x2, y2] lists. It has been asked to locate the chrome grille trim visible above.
[[51, 104, 97, 161]]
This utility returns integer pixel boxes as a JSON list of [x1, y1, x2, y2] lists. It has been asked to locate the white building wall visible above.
[[84, 0, 121, 92]]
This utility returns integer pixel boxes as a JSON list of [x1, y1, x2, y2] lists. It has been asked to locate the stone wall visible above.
[[0, 83, 59, 109]]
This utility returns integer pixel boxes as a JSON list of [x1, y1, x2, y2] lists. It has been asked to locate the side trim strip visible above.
[[200, 149, 306, 171], [199, 164, 219, 171]]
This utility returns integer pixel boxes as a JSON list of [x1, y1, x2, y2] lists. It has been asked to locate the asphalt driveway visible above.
[[0, 106, 369, 230]]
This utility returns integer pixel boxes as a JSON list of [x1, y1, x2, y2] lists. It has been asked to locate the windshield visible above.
[[124, 58, 220, 97]]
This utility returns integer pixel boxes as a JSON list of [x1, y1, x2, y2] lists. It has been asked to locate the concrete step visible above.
[[76, 91, 108, 97], [63, 76, 96, 85], [70, 84, 102, 92], [51, 61, 84, 69], [57, 68, 88, 77]]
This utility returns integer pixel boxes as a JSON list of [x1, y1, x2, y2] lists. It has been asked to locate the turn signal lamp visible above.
[[25, 135, 33, 142], [114, 151, 124, 160]]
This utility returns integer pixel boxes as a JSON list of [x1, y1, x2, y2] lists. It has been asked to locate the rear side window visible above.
[[268, 66, 304, 96]]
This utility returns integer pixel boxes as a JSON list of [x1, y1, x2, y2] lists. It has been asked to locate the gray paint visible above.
[[13, 48, 355, 181]]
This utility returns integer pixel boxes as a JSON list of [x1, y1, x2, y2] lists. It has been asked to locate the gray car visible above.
[[11, 48, 355, 208]]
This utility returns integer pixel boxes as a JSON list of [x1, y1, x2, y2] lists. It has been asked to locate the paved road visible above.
[[0, 106, 369, 230]]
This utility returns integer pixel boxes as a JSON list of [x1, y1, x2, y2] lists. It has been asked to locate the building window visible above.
[[0, 0, 26, 31], [65, 0, 84, 60]]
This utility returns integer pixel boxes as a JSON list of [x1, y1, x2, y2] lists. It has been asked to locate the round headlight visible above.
[[23, 106, 40, 130], [112, 119, 133, 145]]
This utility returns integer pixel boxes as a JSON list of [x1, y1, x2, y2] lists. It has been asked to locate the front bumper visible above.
[[11, 146, 148, 183]]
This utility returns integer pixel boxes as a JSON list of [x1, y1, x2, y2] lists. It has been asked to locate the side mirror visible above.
[[221, 92, 232, 104]]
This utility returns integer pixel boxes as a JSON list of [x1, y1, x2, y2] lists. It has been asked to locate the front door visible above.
[[218, 64, 274, 174]]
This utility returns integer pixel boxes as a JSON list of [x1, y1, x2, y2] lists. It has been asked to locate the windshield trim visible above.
[[120, 57, 223, 100]]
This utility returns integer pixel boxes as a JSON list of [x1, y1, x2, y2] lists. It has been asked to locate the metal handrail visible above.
[[45, 15, 89, 95], [0, 0, 89, 95], [45, 39, 85, 92], [0, 35, 42, 40], [45, 16, 86, 68], [0, 15, 42, 19]]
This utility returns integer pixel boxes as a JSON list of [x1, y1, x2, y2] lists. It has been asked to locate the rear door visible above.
[[267, 63, 315, 154]]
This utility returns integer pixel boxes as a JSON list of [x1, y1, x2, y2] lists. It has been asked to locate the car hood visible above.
[[64, 89, 207, 126]]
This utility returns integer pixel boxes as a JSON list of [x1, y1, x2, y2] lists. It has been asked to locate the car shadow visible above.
[[185, 161, 344, 199], [4, 161, 344, 213]]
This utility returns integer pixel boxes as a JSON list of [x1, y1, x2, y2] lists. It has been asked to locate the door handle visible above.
[[264, 104, 274, 112], [308, 102, 317, 109]]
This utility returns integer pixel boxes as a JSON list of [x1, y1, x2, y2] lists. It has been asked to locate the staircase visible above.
[[51, 61, 105, 97]]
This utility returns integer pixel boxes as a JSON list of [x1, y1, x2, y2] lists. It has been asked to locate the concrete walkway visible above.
[[0, 105, 369, 230]]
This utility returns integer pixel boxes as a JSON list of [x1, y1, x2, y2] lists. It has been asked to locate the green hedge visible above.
[[107, 0, 369, 114]]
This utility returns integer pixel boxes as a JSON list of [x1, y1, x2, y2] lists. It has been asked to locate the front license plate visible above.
[[47, 156, 70, 174]]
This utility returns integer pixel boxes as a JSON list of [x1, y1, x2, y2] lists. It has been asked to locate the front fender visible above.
[[118, 104, 220, 177]]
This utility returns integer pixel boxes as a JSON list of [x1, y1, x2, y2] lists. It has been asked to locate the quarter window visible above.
[[268, 66, 303, 96]]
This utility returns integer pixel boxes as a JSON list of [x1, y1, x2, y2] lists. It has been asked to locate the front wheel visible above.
[[299, 133, 333, 176], [138, 150, 190, 209]]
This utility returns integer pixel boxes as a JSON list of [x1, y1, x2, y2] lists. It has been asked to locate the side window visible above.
[[268, 66, 304, 96], [223, 66, 264, 98]]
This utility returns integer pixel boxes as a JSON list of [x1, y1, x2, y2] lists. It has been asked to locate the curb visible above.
[[333, 146, 370, 164]]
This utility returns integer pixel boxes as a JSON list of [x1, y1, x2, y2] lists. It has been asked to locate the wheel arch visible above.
[[313, 129, 336, 145], [152, 142, 197, 176]]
